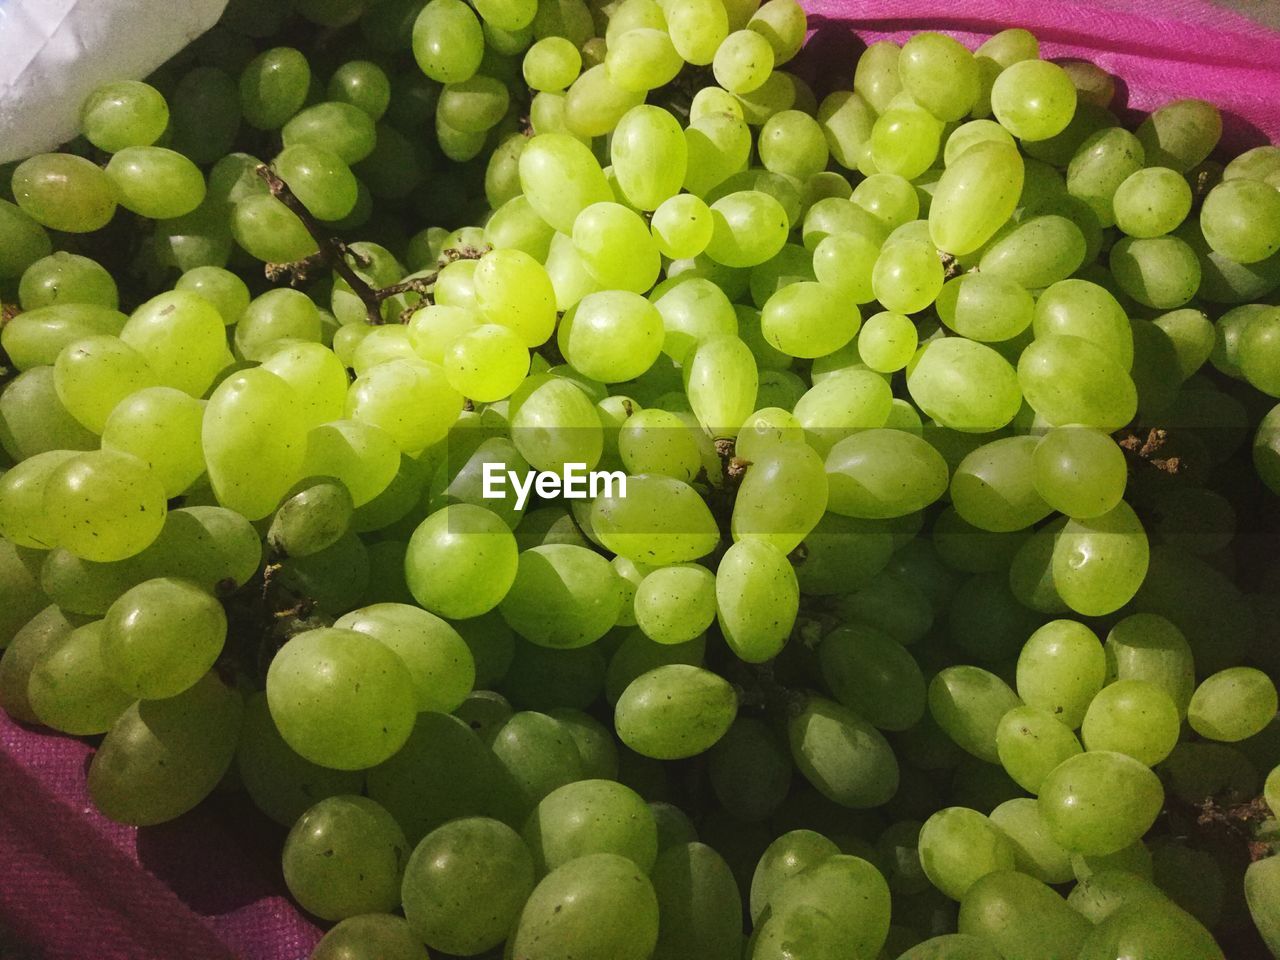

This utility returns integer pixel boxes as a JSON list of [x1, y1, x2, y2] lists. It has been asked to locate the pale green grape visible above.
[[260, 342, 348, 429], [524, 778, 656, 872], [499, 544, 622, 648], [490, 709, 587, 811], [897, 935, 1002, 960], [713, 538, 797, 661], [485, 195, 556, 260], [232, 194, 319, 264], [523, 36, 582, 90], [1110, 235, 1201, 309], [405, 504, 518, 618], [0, 449, 78, 548], [683, 333, 757, 438], [651, 275, 739, 360], [511, 853, 659, 960], [274, 144, 358, 221], [301, 419, 401, 508], [944, 120, 1016, 166], [747, 0, 805, 60], [19, 252, 118, 311], [12, 153, 118, 232], [853, 40, 902, 113], [1, 303, 127, 371], [1078, 898, 1223, 960], [684, 112, 753, 196], [949, 437, 1051, 532], [610, 106, 686, 210], [651, 842, 742, 960], [918, 807, 1017, 899], [1039, 751, 1164, 855], [1113, 167, 1192, 238], [713, 30, 775, 94], [267, 627, 417, 770], [898, 32, 979, 122], [282, 103, 377, 164], [239, 47, 310, 129], [857, 311, 917, 372], [444, 324, 530, 401], [402, 817, 534, 955], [810, 232, 879, 305], [1031, 426, 1127, 519], [44, 450, 167, 563], [819, 623, 926, 731], [558, 291, 663, 382], [1247, 852, 1280, 958], [590, 474, 718, 565], [122, 291, 229, 397], [101, 577, 225, 700], [765, 854, 892, 958], [204, 369, 307, 519], [1081, 679, 1180, 766], [438, 75, 511, 134], [651, 194, 714, 258], [1187, 667, 1278, 742], [1033, 278, 1133, 367], [871, 238, 944, 314], [705, 191, 791, 268], [27, 620, 133, 734], [0, 199, 52, 279], [759, 281, 860, 359], [0, 605, 81, 723], [81, 80, 169, 151], [786, 694, 899, 809], [991, 60, 1077, 141], [473, 247, 559, 346], [616, 664, 737, 759], [310, 915, 426, 960], [271, 477, 353, 556], [935, 273, 1034, 342], [665, 0, 729, 64], [869, 108, 941, 179], [282, 795, 407, 921], [235, 288, 322, 362], [174, 266, 248, 326], [605, 629, 705, 706], [792, 369, 893, 454], [994, 705, 1079, 795], [563, 65, 645, 137], [618, 408, 702, 481], [1066, 127, 1144, 227], [1051, 502, 1149, 616], [634, 564, 717, 645], [1105, 613, 1195, 717], [1018, 335, 1138, 429], [105, 147, 205, 220], [929, 665, 1022, 763], [348, 359, 463, 452], [979, 214, 1086, 288], [988, 798, 1074, 883], [958, 871, 1090, 959], [817, 90, 876, 170], [1200, 178, 1280, 265], [929, 142, 1024, 255], [606, 29, 684, 93], [88, 672, 242, 825], [1135, 98, 1222, 173], [825, 429, 949, 518], [758, 110, 828, 181], [750, 830, 840, 921], [53, 335, 158, 434], [329, 60, 391, 119], [907, 339, 1021, 432]]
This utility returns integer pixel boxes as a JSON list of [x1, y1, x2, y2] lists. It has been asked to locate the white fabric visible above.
[[0, 0, 229, 162]]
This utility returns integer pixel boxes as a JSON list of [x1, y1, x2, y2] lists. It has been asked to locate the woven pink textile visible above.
[[3, 4, 1280, 959]]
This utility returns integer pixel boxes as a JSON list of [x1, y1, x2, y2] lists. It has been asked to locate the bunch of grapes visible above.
[[1, 0, 1280, 957]]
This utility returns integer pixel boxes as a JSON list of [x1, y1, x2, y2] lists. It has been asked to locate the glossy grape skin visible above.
[[310, 915, 427, 960], [899, 32, 979, 122], [929, 141, 1023, 255], [1018, 334, 1138, 430], [959, 871, 1090, 959], [991, 60, 1077, 141], [1246, 856, 1280, 958], [1187, 667, 1278, 742], [518, 133, 611, 233], [1016, 619, 1105, 729], [523, 778, 657, 873], [106, 147, 206, 220], [1051, 502, 1150, 617], [12, 154, 117, 233], [979, 215, 1086, 289], [716, 539, 799, 663], [995, 705, 1082, 794], [929, 665, 1022, 763], [918, 807, 1017, 900], [907, 339, 1021, 433], [1038, 750, 1164, 855], [788, 696, 899, 808], [80, 80, 169, 152], [765, 855, 892, 959], [87, 672, 243, 825], [44, 450, 168, 563], [500, 544, 623, 648], [1081, 679, 1180, 766], [826, 429, 949, 519], [240, 47, 311, 129], [18, 252, 118, 312], [26, 620, 133, 735], [1078, 898, 1225, 960], [615, 664, 737, 760]]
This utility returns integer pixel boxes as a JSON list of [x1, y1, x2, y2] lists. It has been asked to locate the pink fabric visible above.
[[797, 0, 1280, 150], [2, 4, 1280, 959]]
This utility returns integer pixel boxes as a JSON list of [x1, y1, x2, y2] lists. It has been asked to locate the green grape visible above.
[[649, 843, 742, 960], [274, 145, 358, 222], [11, 153, 118, 233], [500, 544, 623, 648], [1247, 854, 1280, 958], [1110, 235, 1201, 309], [1200, 178, 1280, 265], [681, 333, 757, 438], [746, 0, 804, 59], [1078, 898, 1224, 960], [605, 630, 704, 705], [1038, 751, 1163, 855], [618, 408, 702, 482], [239, 47, 309, 128], [1104, 613, 1195, 717], [705, 191, 791, 268], [929, 665, 1022, 763], [1051, 502, 1148, 616], [0, 605, 81, 723], [1017, 335, 1138, 429], [857, 311, 917, 372], [473, 248, 558, 347], [611, 106, 687, 210], [651, 275, 738, 360], [523, 36, 582, 90], [40, 450, 166, 563], [166, 66, 241, 165], [712, 29, 775, 94], [819, 624, 926, 731], [615, 664, 736, 759], [400, 817, 533, 955], [80, 80, 169, 151], [764, 855, 891, 958], [991, 59, 1077, 141], [204, 369, 308, 520], [511, 853, 659, 960], [1066, 127, 1144, 227], [944, 120, 1016, 166], [683, 112, 753, 197], [490, 709, 587, 811], [634, 564, 716, 644], [258, 345, 346, 431], [959, 871, 1090, 959], [757, 110, 827, 182], [979, 214, 1086, 288], [510, 376, 604, 471], [716, 539, 798, 662], [301, 419, 401, 509], [485, 195, 555, 260], [335, 602, 474, 713], [329, 61, 391, 119], [897, 935, 1002, 960], [524, 778, 657, 873], [1135, 98, 1222, 173], [558, 291, 664, 383], [994, 705, 1082, 793], [707, 716, 791, 822], [1033, 279, 1133, 367], [787, 694, 899, 811], [664, 0, 729, 64], [347, 359, 463, 453], [1150, 307, 1213, 379], [750, 830, 840, 921], [562, 64, 645, 137], [1113, 167, 1192, 238], [236, 693, 364, 826], [123, 291, 229, 397], [731, 439, 827, 550], [651, 194, 715, 259], [935, 273, 1034, 342], [871, 238, 944, 314], [232, 194, 319, 264], [869, 108, 942, 179], [437, 75, 511, 134], [929, 142, 1024, 255], [899, 32, 979, 122], [174, 266, 248, 326], [849, 40, 900, 113], [1080, 679, 1179, 767], [26, 619, 132, 734], [267, 627, 417, 770], [817, 90, 876, 170], [105, 146, 205, 220], [757, 280, 858, 359], [1257, 403, 1280, 494], [443, 324, 530, 401], [825, 429, 949, 519], [948, 437, 1049, 532], [1239, 308, 1280, 396], [52, 335, 157, 433], [918, 807, 1016, 900], [100, 577, 225, 700], [988, 798, 1074, 883], [0, 199, 52, 279], [19, 252, 118, 311], [0, 368, 96, 461], [1031, 427, 1127, 519], [810, 231, 879, 305], [1187, 667, 1277, 742], [907, 339, 1022, 433], [606, 29, 684, 93], [282, 102, 377, 165], [850, 174, 916, 232], [1, 303, 127, 372], [405, 504, 518, 618], [282, 795, 407, 921], [310, 915, 426, 960]]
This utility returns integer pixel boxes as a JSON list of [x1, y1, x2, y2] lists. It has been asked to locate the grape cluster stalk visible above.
[[1, 1, 1280, 958]]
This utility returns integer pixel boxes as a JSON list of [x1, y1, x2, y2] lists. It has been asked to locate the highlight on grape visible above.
[[1, 0, 1280, 958]]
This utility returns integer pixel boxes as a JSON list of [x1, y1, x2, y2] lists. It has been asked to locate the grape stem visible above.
[[1115, 426, 1183, 474]]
